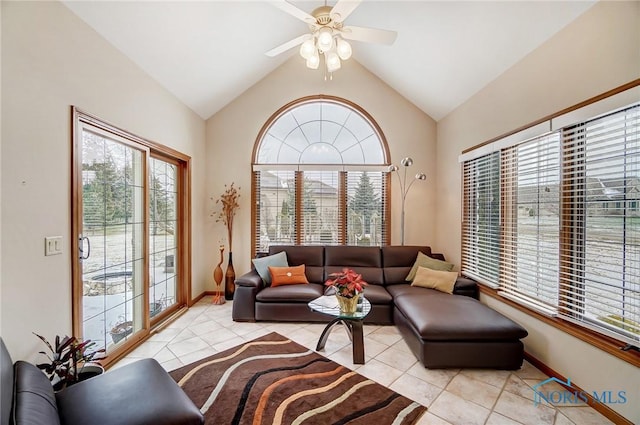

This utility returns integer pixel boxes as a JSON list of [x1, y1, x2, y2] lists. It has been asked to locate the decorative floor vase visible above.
[[225, 252, 235, 300], [336, 293, 360, 313], [212, 246, 225, 305]]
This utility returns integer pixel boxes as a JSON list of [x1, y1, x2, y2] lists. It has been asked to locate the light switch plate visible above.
[[45, 236, 63, 256]]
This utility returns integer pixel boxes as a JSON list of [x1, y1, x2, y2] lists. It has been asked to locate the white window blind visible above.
[[461, 94, 639, 346], [347, 171, 387, 246], [560, 105, 640, 344], [254, 169, 389, 251], [301, 171, 340, 245], [462, 152, 501, 287], [499, 133, 561, 316], [253, 170, 296, 252]]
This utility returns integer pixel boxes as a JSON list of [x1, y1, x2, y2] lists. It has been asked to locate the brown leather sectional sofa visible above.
[[233, 245, 528, 369]]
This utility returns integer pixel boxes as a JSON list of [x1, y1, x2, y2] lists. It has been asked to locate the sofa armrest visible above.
[[232, 270, 263, 321], [453, 276, 479, 299], [235, 269, 264, 289]]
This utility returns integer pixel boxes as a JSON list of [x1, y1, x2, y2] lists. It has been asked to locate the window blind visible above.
[[461, 152, 501, 287], [461, 96, 639, 346], [253, 170, 296, 252], [346, 171, 387, 246], [499, 133, 561, 316], [254, 169, 389, 253], [560, 105, 640, 344], [300, 171, 340, 245]]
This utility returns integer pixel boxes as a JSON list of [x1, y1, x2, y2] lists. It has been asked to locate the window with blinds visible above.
[[301, 171, 340, 245], [461, 97, 639, 346], [561, 106, 639, 344], [253, 170, 296, 252], [462, 152, 501, 287], [500, 133, 560, 315], [252, 96, 390, 253], [347, 172, 387, 246]]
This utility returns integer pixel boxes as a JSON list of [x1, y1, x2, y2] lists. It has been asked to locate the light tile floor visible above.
[[113, 297, 614, 425]]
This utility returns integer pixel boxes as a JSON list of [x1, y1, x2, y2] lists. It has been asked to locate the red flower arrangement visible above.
[[325, 268, 368, 298]]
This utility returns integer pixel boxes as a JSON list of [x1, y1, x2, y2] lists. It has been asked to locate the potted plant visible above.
[[325, 268, 368, 313], [34, 333, 106, 391]]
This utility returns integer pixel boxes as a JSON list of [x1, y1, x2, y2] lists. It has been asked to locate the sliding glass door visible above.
[[78, 126, 147, 351], [72, 109, 190, 361]]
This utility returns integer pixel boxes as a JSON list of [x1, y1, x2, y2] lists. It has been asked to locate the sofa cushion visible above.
[[324, 266, 384, 286], [406, 251, 454, 281], [360, 284, 393, 305], [381, 246, 431, 285], [393, 289, 528, 341], [253, 251, 288, 285], [269, 265, 309, 287], [324, 246, 384, 285], [411, 266, 458, 294], [56, 359, 203, 425], [12, 361, 60, 425], [256, 283, 325, 303], [269, 246, 324, 283], [325, 246, 382, 267]]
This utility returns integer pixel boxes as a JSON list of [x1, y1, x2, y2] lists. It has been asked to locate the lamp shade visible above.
[[326, 51, 341, 72], [306, 51, 320, 69], [401, 157, 413, 167], [317, 27, 334, 52], [336, 38, 352, 60], [299, 39, 316, 60]]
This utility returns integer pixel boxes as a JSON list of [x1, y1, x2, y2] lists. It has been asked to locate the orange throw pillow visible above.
[[268, 265, 309, 287]]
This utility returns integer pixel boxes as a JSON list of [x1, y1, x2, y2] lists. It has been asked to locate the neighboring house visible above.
[[257, 171, 339, 249], [588, 177, 640, 216], [516, 176, 640, 218]]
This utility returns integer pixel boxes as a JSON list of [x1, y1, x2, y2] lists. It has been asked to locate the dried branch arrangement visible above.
[[213, 183, 240, 251]]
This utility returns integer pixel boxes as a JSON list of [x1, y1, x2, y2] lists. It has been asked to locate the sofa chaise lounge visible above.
[[233, 245, 528, 369]]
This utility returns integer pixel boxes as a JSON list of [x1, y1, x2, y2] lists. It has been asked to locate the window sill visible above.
[[478, 285, 640, 368]]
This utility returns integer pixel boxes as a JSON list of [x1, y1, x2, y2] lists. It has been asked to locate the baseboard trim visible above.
[[192, 291, 216, 304], [524, 352, 633, 425]]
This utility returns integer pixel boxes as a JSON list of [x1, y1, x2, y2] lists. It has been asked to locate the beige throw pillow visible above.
[[405, 251, 454, 282], [411, 266, 458, 294]]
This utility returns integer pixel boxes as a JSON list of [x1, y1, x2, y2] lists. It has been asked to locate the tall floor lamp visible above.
[[388, 157, 426, 245]]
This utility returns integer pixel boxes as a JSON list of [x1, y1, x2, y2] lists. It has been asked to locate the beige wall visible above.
[[0, 1, 207, 360], [436, 2, 640, 422], [206, 57, 437, 276]]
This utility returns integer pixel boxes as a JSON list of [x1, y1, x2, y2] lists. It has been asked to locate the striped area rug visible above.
[[170, 332, 426, 425]]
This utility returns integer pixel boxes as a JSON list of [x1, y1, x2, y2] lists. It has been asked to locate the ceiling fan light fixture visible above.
[[336, 38, 352, 60], [300, 38, 316, 59], [306, 51, 320, 69], [317, 27, 334, 52], [299, 38, 316, 60], [326, 51, 341, 72]]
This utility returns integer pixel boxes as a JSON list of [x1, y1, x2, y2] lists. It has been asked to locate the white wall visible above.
[[1, 1, 207, 360], [436, 2, 640, 422], [206, 57, 437, 276]]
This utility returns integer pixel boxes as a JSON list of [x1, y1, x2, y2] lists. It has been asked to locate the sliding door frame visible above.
[[71, 107, 192, 364]]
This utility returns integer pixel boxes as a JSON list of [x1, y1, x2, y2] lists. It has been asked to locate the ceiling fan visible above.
[[266, 0, 397, 73]]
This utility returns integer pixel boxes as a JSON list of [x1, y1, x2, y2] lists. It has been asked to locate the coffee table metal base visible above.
[[316, 317, 365, 364]]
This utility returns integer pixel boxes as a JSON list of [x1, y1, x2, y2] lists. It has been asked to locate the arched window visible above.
[[252, 96, 391, 253]]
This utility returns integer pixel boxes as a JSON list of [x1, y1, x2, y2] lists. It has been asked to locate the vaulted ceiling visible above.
[[62, 1, 595, 121]]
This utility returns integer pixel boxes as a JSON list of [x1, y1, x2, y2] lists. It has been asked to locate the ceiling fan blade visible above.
[[265, 34, 310, 57], [269, 0, 316, 25], [340, 25, 398, 45], [330, 0, 362, 23]]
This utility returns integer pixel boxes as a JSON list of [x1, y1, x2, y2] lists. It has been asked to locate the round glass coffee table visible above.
[[308, 295, 371, 364]]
